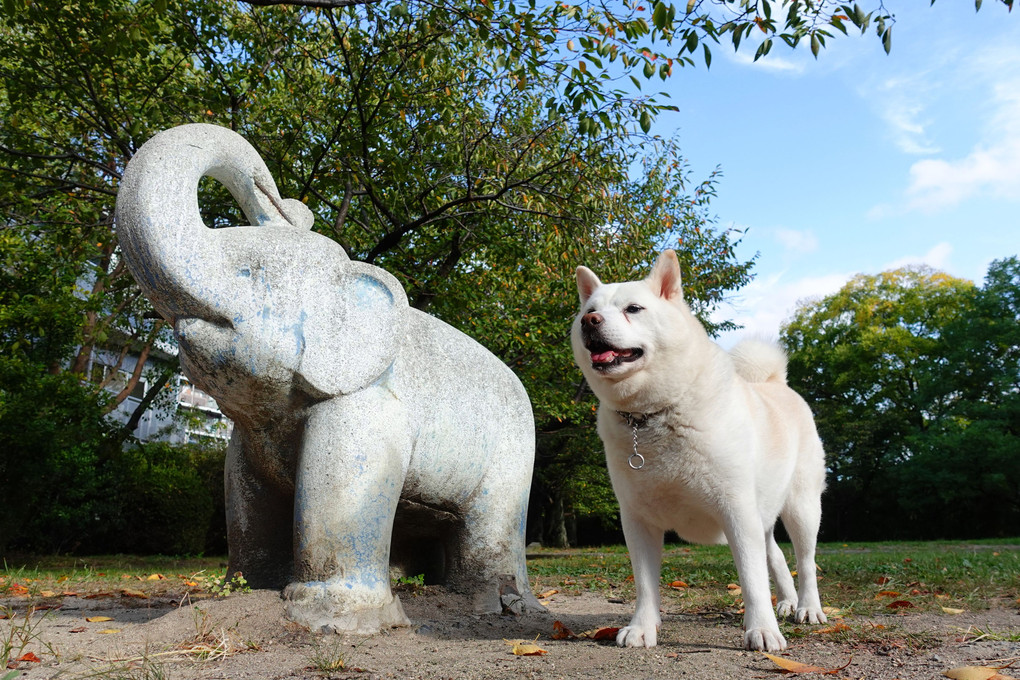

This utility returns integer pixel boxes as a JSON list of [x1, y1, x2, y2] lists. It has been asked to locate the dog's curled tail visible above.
[[729, 339, 788, 384]]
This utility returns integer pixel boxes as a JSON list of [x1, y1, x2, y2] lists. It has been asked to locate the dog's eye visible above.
[[625, 304, 644, 314]]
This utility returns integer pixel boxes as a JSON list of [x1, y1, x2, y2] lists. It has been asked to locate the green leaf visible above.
[[810, 32, 820, 57], [639, 110, 652, 133], [652, 1, 667, 30], [643, 59, 655, 78]]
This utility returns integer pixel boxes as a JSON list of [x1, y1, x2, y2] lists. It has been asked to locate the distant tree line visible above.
[[781, 258, 1020, 541]]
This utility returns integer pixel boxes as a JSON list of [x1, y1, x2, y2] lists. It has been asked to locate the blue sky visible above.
[[646, 2, 1019, 345]]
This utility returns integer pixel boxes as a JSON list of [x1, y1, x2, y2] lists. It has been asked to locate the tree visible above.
[[781, 262, 1020, 540], [1, 0, 758, 549]]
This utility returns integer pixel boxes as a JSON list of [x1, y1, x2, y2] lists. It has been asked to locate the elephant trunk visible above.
[[114, 123, 313, 324]]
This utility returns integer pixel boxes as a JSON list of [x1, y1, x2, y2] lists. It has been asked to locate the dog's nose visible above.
[[581, 312, 603, 327]]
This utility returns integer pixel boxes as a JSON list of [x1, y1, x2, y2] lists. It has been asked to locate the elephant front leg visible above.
[[282, 390, 411, 634]]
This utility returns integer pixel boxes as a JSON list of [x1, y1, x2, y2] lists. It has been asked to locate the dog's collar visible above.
[[615, 409, 667, 470], [615, 409, 667, 428]]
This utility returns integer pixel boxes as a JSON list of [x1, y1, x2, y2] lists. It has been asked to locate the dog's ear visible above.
[[648, 250, 684, 301], [576, 266, 602, 305]]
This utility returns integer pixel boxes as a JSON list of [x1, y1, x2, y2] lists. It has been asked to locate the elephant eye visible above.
[[625, 304, 644, 314]]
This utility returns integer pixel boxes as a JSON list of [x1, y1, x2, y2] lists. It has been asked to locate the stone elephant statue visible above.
[[115, 123, 540, 632]]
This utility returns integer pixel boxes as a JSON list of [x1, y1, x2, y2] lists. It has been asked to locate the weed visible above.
[[207, 571, 250, 597], [75, 656, 172, 680], [392, 573, 425, 590], [957, 625, 1020, 643], [1, 605, 55, 671], [309, 637, 348, 674]]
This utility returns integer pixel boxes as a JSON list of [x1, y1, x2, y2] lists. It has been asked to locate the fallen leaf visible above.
[[579, 626, 620, 641], [551, 620, 575, 640], [120, 588, 148, 599], [887, 600, 914, 609], [538, 589, 559, 599], [86, 616, 113, 623], [16, 653, 41, 663], [875, 576, 892, 585], [145, 573, 164, 581], [38, 590, 56, 598], [726, 583, 741, 590], [812, 620, 851, 635], [761, 652, 852, 675], [98, 628, 121, 634], [943, 666, 1016, 680], [669, 580, 689, 589], [8, 583, 28, 596], [69, 627, 87, 633], [821, 606, 842, 616], [876, 590, 902, 598], [941, 607, 965, 615], [507, 640, 548, 656]]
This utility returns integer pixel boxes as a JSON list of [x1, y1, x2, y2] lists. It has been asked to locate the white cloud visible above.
[[773, 228, 819, 255], [715, 242, 959, 347], [727, 49, 806, 74], [882, 242, 954, 271], [879, 45, 1020, 213], [871, 75, 941, 155], [714, 270, 850, 347]]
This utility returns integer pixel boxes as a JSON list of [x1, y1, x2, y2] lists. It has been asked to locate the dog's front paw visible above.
[[776, 599, 797, 618], [795, 606, 827, 625], [744, 627, 787, 652], [616, 624, 658, 648]]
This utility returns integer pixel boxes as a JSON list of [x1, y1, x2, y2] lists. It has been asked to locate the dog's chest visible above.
[[600, 414, 730, 540]]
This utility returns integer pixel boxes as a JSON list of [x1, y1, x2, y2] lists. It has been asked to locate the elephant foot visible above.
[[282, 582, 410, 634], [467, 575, 546, 616]]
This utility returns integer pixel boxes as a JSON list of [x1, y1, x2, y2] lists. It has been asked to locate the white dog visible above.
[[570, 250, 827, 652]]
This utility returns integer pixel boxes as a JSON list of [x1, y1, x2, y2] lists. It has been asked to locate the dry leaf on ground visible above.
[[579, 626, 621, 641], [761, 652, 852, 675], [506, 639, 548, 656], [85, 616, 113, 623], [812, 620, 851, 635], [944, 666, 1017, 680], [887, 600, 914, 609], [120, 588, 148, 599], [551, 620, 576, 640]]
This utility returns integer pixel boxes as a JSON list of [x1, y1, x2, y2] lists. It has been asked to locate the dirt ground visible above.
[[5, 583, 1019, 680]]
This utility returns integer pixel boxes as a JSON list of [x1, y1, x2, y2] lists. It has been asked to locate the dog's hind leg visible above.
[[616, 510, 663, 648], [781, 494, 827, 625], [766, 526, 798, 618]]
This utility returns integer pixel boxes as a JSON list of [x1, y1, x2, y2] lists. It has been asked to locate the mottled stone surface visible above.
[[115, 123, 540, 633]]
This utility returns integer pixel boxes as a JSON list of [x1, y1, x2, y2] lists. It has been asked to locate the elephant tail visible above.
[[114, 123, 313, 321]]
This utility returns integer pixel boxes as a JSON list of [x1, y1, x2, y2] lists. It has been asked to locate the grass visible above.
[[1, 541, 1016, 669], [527, 540, 1020, 613]]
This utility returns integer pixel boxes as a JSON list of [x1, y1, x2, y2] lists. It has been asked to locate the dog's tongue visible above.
[[592, 348, 633, 364]]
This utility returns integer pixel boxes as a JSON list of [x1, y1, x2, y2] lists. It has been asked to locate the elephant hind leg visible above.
[[225, 430, 294, 588], [450, 486, 543, 615]]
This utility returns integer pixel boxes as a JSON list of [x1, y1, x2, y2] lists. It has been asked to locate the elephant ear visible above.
[[298, 261, 409, 396]]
